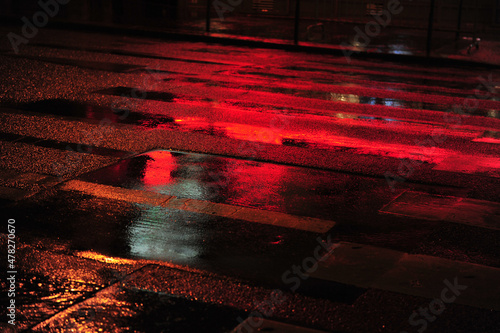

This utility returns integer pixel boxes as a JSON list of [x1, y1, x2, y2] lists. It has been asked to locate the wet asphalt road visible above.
[[0, 26, 499, 333]]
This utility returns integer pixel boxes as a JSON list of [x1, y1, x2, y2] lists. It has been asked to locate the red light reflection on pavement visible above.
[[171, 116, 462, 164], [222, 122, 283, 145], [142, 151, 176, 186], [225, 161, 287, 211]]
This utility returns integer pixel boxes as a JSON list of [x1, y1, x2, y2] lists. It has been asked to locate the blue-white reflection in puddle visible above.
[[127, 204, 210, 263]]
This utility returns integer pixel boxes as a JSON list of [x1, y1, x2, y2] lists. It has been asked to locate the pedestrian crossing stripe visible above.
[[60, 180, 336, 233], [309, 242, 500, 311], [379, 191, 500, 230]]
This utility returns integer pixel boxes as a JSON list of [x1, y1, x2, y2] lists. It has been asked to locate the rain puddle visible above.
[[11, 154, 340, 283], [60, 150, 385, 279], [78, 150, 388, 219], [10, 149, 413, 296]]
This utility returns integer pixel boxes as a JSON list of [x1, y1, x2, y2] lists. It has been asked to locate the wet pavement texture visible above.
[[1, 52, 146, 73], [0, 26, 499, 332], [0, 271, 100, 330], [33, 286, 247, 333], [15, 99, 176, 129]]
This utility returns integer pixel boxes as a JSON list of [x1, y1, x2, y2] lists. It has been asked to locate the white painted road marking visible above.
[[309, 242, 500, 310], [60, 180, 336, 233], [379, 191, 500, 230]]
